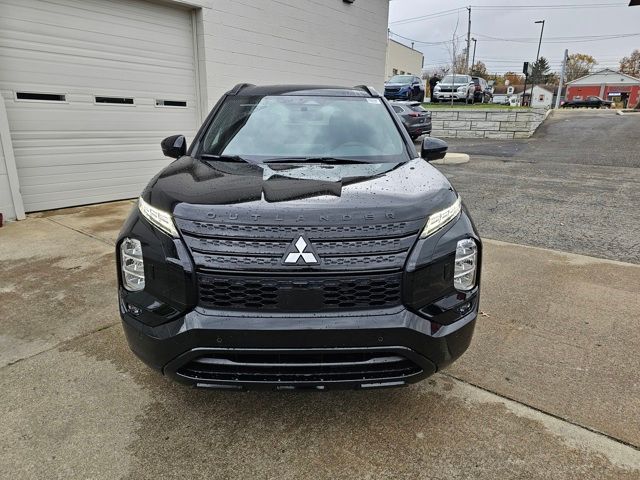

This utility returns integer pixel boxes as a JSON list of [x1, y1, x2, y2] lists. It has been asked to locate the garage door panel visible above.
[[15, 148, 173, 169], [7, 107, 197, 132], [11, 131, 187, 147], [19, 167, 167, 188], [0, 50, 195, 90], [24, 188, 148, 213], [14, 147, 172, 166], [14, 141, 171, 158], [1, 0, 192, 44], [35, 0, 192, 30], [0, 20, 193, 59], [0, 38, 194, 73], [0, 0, 199, 212], [19, 172, 165, 195], [22, 157, 171, 178]]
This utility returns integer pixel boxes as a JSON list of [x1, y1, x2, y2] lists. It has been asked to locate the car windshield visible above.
[[388, 75, 413, 84], [198, 95, 408, 163], [442, 75, 469, 84]]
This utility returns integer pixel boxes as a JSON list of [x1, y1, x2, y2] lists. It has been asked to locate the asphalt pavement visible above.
[[435, 110, 640, 263]]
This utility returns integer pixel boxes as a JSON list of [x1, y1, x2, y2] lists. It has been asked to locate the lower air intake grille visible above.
[[177, 351, 423, 384], [197, 272, 402, 311]]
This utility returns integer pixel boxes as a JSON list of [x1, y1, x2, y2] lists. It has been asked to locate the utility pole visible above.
[[555, 49, 568, 109], [465, 7, 472, 73], [471, 38, 477, 72], [529, 19, 545, 107]]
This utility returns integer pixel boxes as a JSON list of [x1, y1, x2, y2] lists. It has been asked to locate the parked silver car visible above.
[[432, 75, 475, 104]]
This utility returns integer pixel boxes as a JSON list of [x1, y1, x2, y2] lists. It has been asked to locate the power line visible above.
[[389, 8, 463, 26], [473, 32, 640, 43], [474, 2, 628, 9], [389, 30, 465, 46], [390, 3, 629, 26]]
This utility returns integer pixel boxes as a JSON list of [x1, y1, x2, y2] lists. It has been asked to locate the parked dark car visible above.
[[561, 96, 613, 109], [472, 76, 493, 103], [390, 101, 432, 140], [117, 84, 481, 391], [432, 75, 475, 104], [384, 74, 426, 101]]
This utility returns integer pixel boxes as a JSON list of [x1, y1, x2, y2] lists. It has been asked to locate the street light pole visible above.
[[530, 20, 545, 107], [471, 38, 477, 72]]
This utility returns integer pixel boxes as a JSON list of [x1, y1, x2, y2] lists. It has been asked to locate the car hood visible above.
[[143, 157, 457, 225], [437, 82, 468, 87], [385, 83, 411, 88]]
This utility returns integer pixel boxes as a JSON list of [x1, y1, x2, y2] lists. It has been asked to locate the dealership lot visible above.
[[1, 110, 640, 479]]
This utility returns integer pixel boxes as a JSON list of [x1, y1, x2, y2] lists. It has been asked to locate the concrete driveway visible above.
[[1, 197, 640, 479]]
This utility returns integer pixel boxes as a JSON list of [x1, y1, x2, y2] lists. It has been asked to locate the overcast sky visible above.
[[388, 0, 640, 75]]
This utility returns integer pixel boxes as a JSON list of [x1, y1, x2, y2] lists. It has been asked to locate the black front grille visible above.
[[177, 350, 423, 385], [176, 218, 423, 273], [198, 272, 402, 311]]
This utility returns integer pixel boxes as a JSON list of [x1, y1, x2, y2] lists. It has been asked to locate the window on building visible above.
[[393, 69, 398, 75], [538, 94, 545, 102], [400, 71, 405, 75], [95, 96, 134, 105], [16, 92, 66, 102]]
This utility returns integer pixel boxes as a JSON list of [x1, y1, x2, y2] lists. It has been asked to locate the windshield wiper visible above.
[[262, 156, 370, 165], [199, 153, 252, 164]]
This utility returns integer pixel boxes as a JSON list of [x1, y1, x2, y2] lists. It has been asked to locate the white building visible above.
[[530, 85, 556, 108], [385, 39, 424, 80], [0, 0, 390, 221], [492, 85, 556, 108]]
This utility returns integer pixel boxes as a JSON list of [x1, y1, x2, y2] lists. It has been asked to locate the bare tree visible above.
[[565, 53, 598, 82]]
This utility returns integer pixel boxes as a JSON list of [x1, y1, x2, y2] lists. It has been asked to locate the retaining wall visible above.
[[430, 109, 548, 139]]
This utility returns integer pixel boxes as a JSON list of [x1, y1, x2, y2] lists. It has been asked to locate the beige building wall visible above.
[[385, 39, 424, 80]]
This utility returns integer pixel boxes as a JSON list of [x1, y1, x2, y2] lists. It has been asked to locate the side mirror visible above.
[[421, 137, 448, 162], [161, 134, 186, 159]]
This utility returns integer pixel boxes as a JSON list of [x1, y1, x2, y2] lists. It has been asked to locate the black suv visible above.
[[472, 76, 493, 104], [117, 84, 481, 391]]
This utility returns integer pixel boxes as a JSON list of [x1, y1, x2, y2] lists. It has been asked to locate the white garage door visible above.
[[0, 0, 199, 212]]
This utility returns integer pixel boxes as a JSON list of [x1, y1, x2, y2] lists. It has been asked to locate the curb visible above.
[[431, 153, 470, 165]]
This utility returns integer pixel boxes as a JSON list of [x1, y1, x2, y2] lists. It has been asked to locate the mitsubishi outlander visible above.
[[117, 84, 481, 391]]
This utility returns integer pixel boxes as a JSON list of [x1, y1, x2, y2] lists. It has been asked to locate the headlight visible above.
[[454, 239, 478, 291], [121, 238, 145, 291], [420, 197, 461, 239], [457, 86, 467, 92], [434, 85, 441, 92], [138, 197, 178, 237]]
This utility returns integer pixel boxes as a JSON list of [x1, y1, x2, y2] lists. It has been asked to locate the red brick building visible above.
[[566, 69, 640, 108]]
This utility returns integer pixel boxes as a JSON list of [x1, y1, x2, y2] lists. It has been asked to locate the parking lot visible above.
[[1, 109, 639, 479]]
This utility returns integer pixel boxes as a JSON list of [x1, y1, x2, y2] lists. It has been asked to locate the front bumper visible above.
[[117, 205, 481, 390], [121, 304, 477, 390], [384, 91, 411, 100], [434, 92, 467, 101]]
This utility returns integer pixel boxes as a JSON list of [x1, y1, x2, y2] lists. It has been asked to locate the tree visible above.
[[469, 61, 488, 78], [504, 71, 525, 85], [565, 53, 597, 82], [531, 56, 552, 84], [619, 49, 640, 78]]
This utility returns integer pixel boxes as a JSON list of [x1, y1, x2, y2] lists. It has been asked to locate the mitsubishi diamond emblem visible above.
[[283, 236, 319, 265]]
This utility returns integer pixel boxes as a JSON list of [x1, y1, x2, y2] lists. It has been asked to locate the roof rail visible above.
[[353, 85, 381, 97], [227, 83, 255, 95]]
